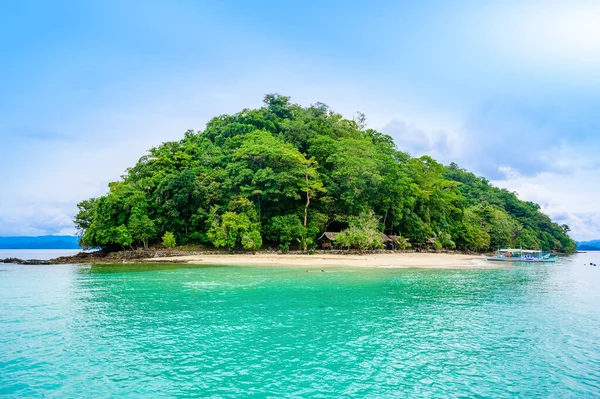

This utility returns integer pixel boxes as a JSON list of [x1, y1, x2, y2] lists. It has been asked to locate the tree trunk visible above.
[[302, 171, 311, 252], [304, 171, 310, 227], [383, 209, 388, 230]]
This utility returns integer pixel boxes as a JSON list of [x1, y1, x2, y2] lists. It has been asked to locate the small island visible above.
[[72, 95, 575, 259]]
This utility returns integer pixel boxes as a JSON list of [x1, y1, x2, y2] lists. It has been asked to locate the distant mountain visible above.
[[577, 240, 600, 251], [0, 236, 80, 249]]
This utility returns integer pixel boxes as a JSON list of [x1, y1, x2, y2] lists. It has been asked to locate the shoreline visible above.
[[145, 252, 492, 269], [0, 250, 500, 268]]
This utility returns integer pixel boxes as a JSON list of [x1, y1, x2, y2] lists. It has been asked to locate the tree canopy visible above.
[[74, 94, 576, 253]]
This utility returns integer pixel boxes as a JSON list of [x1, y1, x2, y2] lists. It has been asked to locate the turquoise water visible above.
[[2, 254, 600, 398]]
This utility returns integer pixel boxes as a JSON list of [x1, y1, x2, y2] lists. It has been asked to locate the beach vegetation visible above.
[[335, 211, 385, 250], [162, 232, 176, 248]]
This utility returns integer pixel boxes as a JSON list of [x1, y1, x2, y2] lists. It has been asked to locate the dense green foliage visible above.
[[335, 211, 384, 250], [162, 232, 176, 248], [75, 95, 576, 252]]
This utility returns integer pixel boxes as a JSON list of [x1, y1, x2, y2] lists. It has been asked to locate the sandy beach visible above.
[[146, 252, 493, 268]]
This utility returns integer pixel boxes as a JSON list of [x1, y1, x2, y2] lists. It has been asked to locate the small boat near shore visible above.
[[485, 248, 556, 263]]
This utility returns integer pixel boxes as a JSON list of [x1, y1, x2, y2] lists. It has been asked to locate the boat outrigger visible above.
[[485, 248, 556, 263]]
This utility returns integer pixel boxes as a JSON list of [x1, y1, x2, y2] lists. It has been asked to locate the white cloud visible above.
[[492, 167, 600, 241], [380, 119, 456, 163], [0, 203, 75, 236]]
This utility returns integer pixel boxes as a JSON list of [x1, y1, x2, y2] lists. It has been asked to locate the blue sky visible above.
[[1, 0, 599, 240]]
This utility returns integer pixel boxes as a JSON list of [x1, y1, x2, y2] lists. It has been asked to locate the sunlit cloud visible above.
[[474, 2, 600, 73], [380, 120, 452, 161]]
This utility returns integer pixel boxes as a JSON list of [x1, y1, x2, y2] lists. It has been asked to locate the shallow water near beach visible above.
[[2, 253, 600, 397]]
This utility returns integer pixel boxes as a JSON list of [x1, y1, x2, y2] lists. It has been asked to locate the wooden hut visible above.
[[380, 234, 394, 250], [318, 232, 338, 250]]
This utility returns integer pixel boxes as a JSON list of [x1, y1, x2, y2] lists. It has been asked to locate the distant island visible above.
[[0, 235, 80, 250], [74, 95, 576, 253], [577, 240, 600, 251]]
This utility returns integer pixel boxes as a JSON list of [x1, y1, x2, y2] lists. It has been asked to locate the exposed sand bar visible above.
[[146, 252, 495, 268]]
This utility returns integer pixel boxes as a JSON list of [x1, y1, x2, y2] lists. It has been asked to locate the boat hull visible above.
[[485, 257, 556, 263]]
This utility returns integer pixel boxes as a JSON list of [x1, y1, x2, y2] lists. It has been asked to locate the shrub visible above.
[[279, 242, 290, 253], [241, 230, 262, 251], [162, 231, 176, 248], [335, 210, 384, 250]]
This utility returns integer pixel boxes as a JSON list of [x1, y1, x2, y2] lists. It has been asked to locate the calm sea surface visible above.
[[0, 249, 82, 260], [1, 253, 600, 398]]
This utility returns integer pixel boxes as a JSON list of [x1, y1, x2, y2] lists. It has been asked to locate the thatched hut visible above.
[[318, 232, 338, 250], [380, 234, 394, 249]]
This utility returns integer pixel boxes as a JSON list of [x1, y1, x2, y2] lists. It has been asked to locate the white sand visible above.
[[146, 252, 495, 268]]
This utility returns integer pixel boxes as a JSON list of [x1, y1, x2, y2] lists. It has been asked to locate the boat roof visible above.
[[499, 248, 542, 253]]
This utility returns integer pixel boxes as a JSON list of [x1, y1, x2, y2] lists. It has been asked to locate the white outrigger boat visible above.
[[485, 248, 556, 263]]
